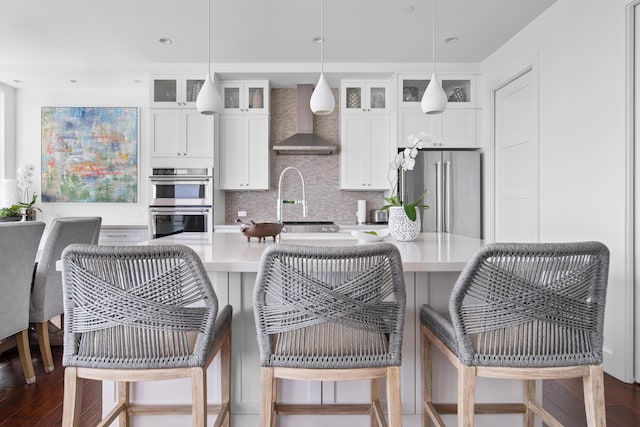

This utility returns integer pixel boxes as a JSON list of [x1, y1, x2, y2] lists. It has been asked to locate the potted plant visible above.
[[382, 132, 430, 241], [0, 205, 22, 222], [16, 165, 41, 221]]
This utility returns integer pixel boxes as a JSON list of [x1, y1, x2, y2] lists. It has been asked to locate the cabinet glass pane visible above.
[[345, 87, 362, 109], [186, 79, 205, 103], [442, 80, 471, 103], [370, 87, 386, 109], [402, 79, 429, 103], [154, 80, 177, 102], [224, 87, 240, 109], [248, 87, 264, 109]]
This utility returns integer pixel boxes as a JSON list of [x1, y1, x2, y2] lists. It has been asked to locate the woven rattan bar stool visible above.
[[420, 242, 610, 427], [60, 244, 232, 427], [254, 243, 406, 427]]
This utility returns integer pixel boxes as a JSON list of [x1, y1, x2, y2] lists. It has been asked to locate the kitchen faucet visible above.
[[276, 167, 307, 224]]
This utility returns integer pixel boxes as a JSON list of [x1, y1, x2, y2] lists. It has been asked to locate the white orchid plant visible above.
[[16, 164, 40, 212], [382, 132, 431, 221]]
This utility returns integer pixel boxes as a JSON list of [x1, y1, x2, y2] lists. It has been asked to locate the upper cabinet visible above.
[[221, 81, 270, 114], [150, 110, 214, 158], [397, 74, 477, 109], [150, 75, 206, 108], [340, 80, 391, 114]]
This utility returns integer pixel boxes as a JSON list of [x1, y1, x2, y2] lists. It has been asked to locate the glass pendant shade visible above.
[[421, 73, 447, 114], [310, 73, 335, 115], [196, 73, 220, 115]]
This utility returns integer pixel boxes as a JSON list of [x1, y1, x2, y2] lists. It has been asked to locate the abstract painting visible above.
[[41, 107, 138, 203]]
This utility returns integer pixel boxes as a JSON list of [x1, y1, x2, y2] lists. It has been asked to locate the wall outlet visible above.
[[237, 210, 247, 218]]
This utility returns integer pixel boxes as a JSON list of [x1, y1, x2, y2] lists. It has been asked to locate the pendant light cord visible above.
[[432, 0, 436, 74], [320, 0, 324, 74], [208, 0, 211, 76]]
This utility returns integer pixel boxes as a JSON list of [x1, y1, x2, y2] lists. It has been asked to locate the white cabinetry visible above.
[[397, 74, 478, 148], [150, 109, 214, 158], [220, 81, 269, 114], [98, 225, 148, 246], [340, 113, 392, 190], [340, 80, 390, 114], [219, 115, 269, 190], [150, 75, 205, 108]]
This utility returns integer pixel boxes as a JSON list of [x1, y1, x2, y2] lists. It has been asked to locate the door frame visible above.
[[628, 0, 639, 383]]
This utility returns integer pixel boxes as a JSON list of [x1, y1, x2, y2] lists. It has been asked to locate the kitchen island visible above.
[[105, 232, 526, 427]]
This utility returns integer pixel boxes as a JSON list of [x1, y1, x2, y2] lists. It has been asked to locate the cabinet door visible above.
[[150, 110, 182, 157], [151, 76, 204, 108], [397, 110, 436, 148], [341, 115, 368, 189], [340, 115, 390, 190], [221, 84, 243, 113], [219, 115, 246, 190], [367, 84, 389, 113], [245, 82, 269, 114], [184, 110, 214, 157], [341, 83, 366, 113], [438, 109, 476, 148], [368, 115, 392, 189], [245, 115, 269, 190]]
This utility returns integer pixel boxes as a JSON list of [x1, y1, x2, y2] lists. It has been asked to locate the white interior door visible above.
[[494, 69, 539, 242]]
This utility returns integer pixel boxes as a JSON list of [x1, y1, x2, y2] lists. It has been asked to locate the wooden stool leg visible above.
[[220, 330, 231, 427], [523, 379, 536, 427], [62, 367, 83, 427], [421, 324, 433, 427], [584, 365, 606, 427], [36, 321, 55, 373], [458, 365, 476, 427], [191, 367, 207, 427], [371, 378, 381, 427], [117, 381, 130, 427], [260, 367, 275, 427], [386, 366, 402, 427], [15, 329, 36, 384]]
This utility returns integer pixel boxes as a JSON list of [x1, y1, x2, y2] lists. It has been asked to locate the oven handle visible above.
[[149, 207, 211, 215], [150, 177, 211, 184]]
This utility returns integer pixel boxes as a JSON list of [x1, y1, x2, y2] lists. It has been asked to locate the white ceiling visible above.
[[0, 0, 557, 88]]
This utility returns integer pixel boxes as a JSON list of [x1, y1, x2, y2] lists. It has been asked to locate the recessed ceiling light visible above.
[[401, 6, 415, 14], [69, 79, 79, 84], [445, 36, 459, 44], [312, 37, 324, 44], [12, 79, 22, 84], [133, 79, 142, 84], [158, 38, 172, 45]]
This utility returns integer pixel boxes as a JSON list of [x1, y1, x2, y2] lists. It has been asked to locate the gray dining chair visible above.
[[419, 241, 610, 427], [254, 243, 406, 427], [61, 244, 232, 427], [29, 216, 102, 373], [0, 221, 45, 384]]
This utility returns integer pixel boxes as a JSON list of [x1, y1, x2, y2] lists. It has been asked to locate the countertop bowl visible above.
[[351, 228, 390, 243]]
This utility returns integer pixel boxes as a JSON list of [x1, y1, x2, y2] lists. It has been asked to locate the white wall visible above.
[[15, 86, 149, 226], [481, 0, 633, 382], [0, 82, 16, 179]]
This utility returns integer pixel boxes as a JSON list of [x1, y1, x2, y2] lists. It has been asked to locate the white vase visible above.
[[388, 206, 421, 241]]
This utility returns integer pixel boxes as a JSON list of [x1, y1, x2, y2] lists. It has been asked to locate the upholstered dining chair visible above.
[[61, 244, 232, 427], [29, 216, 102, 373], [0, 221, 45, 384], [420, 242, 610, 427], [254, 243, 406, 427]]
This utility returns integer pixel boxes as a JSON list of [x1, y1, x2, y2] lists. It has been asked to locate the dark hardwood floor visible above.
[[1, 340, 639, 426]]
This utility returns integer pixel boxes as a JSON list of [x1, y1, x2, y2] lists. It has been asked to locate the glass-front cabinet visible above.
[[340, 80, 390, 114], [398, 74, 476, 109], [150, 75, 205, 108], [220, 81, 269, 114]]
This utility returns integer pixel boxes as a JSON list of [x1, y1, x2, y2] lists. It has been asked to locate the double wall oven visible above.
[[149, 167, 213, 239]]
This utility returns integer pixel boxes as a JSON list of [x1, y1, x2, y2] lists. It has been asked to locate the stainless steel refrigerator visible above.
[[401, 149, 482, 238]]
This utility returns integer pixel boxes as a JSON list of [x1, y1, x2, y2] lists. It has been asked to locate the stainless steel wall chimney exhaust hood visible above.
[[273, 84, 337, 155]]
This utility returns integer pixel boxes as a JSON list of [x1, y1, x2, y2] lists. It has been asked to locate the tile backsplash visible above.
[[224, 88, 386, 224]]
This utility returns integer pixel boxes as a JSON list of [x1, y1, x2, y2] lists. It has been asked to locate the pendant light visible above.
[[421, 0, 447, 115], [196, 0, 220, 115], [310, 0, 335, 115]]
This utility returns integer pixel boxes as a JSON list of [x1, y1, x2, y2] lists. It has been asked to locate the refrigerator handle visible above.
[[444, 161, 452, 233], [435, 161, 443, 232]]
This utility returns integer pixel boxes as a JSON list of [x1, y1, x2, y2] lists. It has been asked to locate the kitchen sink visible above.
[[281, 221, 338, 233]]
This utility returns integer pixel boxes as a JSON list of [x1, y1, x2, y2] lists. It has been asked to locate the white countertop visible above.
[[143, 231, 484, 273]]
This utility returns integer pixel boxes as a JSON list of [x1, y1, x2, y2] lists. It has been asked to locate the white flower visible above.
[[17, 164, 36, 203]]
